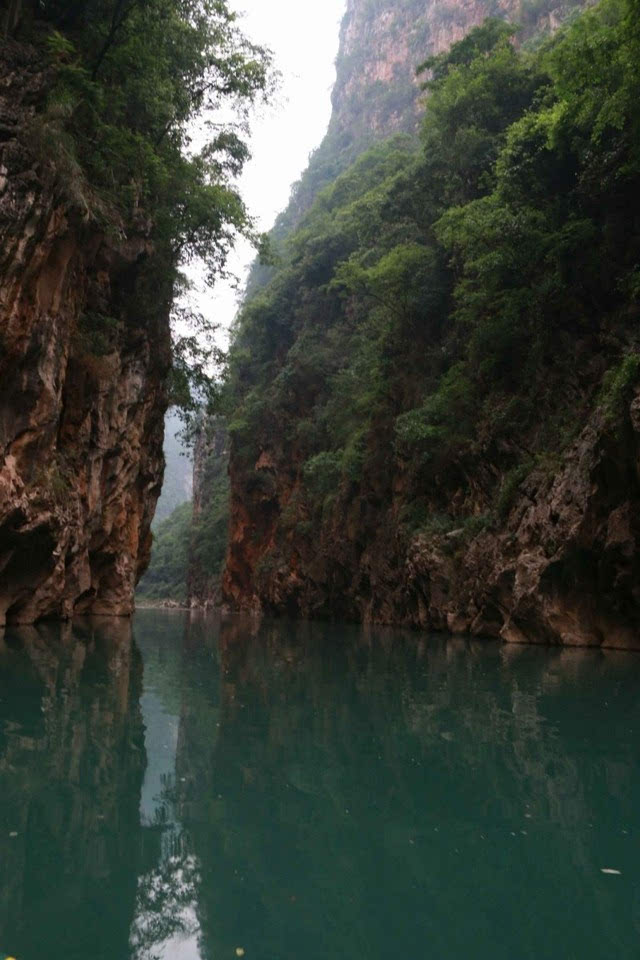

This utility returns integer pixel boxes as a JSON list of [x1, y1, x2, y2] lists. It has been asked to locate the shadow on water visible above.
[[0, 611, 639, 959]]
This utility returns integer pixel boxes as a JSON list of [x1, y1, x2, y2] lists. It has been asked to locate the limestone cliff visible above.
[[224, 394, 640, 648], [222, 0, 640, 648], [256, 0, 589, 246], [330, 0, 575, 141], [0, 35, 170, 625]]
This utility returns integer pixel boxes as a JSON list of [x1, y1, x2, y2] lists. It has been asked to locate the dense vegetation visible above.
[[17, 0, 271, 415], [137, 501, 193, 603], [227, 0, 640, 578], [189, 433, 230, 586], [138, 419, 229, 603]]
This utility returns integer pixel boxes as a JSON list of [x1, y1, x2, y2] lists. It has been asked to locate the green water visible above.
[[0, 612, 639, 959]]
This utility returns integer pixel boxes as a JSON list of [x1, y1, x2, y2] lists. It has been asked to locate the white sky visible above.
[[189, 0, 347, 344]]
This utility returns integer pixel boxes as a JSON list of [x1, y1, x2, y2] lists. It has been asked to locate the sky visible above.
[[189, 0, 347, 344]]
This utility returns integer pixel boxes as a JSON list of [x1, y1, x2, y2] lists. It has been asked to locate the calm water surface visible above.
[[0, 610, 639, 959]]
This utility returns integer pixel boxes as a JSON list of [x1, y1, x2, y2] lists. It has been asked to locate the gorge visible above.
[[2, 2, 640, 957], [2, 0, 640, 650]]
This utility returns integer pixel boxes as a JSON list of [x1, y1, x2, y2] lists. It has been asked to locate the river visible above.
[[0, 610, 639, 959]]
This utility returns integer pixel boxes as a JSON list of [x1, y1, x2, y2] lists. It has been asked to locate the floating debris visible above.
[[8, 832, 17, 838], [601, 868, 622, 875], [235, 949, 245, 957]]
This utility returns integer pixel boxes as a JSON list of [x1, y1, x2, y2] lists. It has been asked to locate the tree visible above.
[[22, 0, 273, 425]]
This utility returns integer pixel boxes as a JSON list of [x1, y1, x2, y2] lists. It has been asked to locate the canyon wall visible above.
[[221, 0, 640, 648], [330, 0, 573, 140], [224, 395, 640, 647], [251, 0, 588, 256], [0, 34, 170, 625]]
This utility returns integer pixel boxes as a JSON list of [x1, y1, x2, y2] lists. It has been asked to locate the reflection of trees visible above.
[[130, 831, 200, 960], [0, 617, 146, 960], [128, 610, 218, 960], [172, 617, 640, 960]]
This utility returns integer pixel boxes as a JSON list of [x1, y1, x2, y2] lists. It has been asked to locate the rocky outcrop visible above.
[[224, 388, 640, 648], [0, 36, 170, 625], [386, 392, 640, 648]]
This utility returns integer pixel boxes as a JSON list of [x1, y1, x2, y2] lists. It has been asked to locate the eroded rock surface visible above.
[[224, 395, 640, 648], [0, 38, 170, 625]]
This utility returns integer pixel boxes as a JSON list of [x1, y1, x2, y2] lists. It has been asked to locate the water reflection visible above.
[[0, 618, 144, 960], [178, 617, 640, 960], [0, 612, 639, 960]]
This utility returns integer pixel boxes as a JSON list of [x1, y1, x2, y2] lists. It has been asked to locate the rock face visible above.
[[222, 0, 640, 649], [331, 0, 568, 141], [0, 37, 170, 625], [271, 0, 591, 228], [408, 403, 640, 649], [224, 387, 640, 648]]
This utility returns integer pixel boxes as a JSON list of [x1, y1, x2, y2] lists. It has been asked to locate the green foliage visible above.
[[137, 501, 193, 602], [418, 18, 516, 84], [303, 451, 343, 498], [190, 446, 230, 579], [226, 0, 640, 557], [401, 504, 455, 536], [419, 18, 548, 207], [74, 311, 120, 356], [599, 353, 640, 421], [23, 0, 272, 423], [495, 461, 533, 522]]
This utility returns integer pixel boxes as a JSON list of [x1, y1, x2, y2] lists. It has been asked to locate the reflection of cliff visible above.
[[0, 618, 145, 960], [174, 618, 640, 960]]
